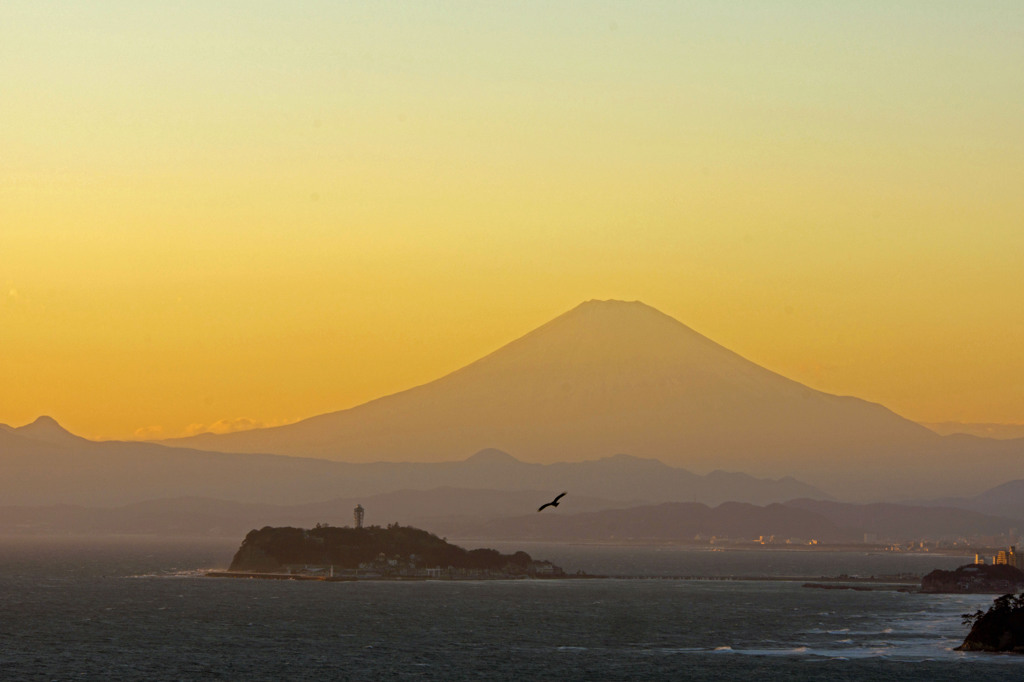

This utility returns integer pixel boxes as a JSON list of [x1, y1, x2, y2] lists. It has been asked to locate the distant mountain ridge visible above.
[[0, 418, 826, 507], [2, 489, 1017, 545], [917, 480, 1024, 521], [161, 300, 1024, 498], [464, 499, 1021, 545], [923, 422, 1024, 441], [0, 489, 626, 538], [4, 417, 1022, 544]]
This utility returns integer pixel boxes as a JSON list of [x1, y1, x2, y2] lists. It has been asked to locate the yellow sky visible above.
[[2, 2, 1022, 440]]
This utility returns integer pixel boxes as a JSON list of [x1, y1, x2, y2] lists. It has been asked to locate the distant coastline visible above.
[[205, 571, 923, 585], [206, 570, 589, 582], [453, 537, 986, 557]]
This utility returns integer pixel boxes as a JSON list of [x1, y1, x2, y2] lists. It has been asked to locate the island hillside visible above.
[[958, 593, 1024, 653], [229, 524, 563, 577], [920, 564, 1024, 594]]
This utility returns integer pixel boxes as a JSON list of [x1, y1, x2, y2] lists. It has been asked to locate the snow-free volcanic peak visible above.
[[164, 299, 943, 497]]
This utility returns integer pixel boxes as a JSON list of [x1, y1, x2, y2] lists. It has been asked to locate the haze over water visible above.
[[4, 537, 1023, 681]]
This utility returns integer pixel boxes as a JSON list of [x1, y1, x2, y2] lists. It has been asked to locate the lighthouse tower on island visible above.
[[354, 504, 365, 529]]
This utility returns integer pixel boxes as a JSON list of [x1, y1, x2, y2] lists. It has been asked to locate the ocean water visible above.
[[2, 537, 1023, 681]]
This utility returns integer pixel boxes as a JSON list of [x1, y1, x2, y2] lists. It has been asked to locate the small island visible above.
[[958, 593, 1024, 653], [213, 523, 566, 581], [920, 563, 1024, 594]]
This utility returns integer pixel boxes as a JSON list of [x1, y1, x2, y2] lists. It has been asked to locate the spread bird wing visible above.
[[553, 492, 567, 502], [537, 502, 552, 512]]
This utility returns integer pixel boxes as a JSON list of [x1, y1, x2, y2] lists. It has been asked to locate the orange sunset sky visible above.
[[2, 2, 1022, 440]]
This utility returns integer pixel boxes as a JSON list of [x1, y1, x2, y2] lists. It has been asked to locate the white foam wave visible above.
[[125, 569, 214, 579]]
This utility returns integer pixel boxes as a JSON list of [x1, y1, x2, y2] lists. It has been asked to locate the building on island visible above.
[[994, 546, 1019, 569], [354, 504, 365, 529], [977, 547, 1019, 568]]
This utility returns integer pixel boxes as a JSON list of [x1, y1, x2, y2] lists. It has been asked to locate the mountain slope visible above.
[[167, 300, 938, 471], [916, 479, 1024, 520]]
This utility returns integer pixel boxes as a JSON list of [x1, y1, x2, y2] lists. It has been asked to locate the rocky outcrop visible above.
[[957, 593, 1024, 653]]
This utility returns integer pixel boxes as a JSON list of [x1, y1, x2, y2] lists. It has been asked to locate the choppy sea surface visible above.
[[3, 536, 1023, 681]]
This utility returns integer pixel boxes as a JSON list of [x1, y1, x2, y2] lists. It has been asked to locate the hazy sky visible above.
[[2, 1, 1022, 440]]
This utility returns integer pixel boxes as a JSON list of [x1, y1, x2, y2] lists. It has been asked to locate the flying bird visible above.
[[537, 492, 567, 512]]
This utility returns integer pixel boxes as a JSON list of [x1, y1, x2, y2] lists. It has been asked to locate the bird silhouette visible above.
[[537, 491, 567, 512]]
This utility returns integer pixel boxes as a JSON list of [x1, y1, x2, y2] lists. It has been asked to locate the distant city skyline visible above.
[[2, 2, 1021, 440]]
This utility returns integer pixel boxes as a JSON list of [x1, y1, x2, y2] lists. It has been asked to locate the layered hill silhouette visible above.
[[0, 490, 624, 538], [4, 417, 1021, 541], [2, 486, 1017, 543], [0, 417, 824, 508], [919, 480, 1024, 521], [462, 499, 1020, 545], [924, 422, 1024, 440], [165, 300, 1024, 498]]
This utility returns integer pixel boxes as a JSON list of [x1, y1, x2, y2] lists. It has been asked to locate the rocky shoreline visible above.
[[957, 593, 1024, 653]]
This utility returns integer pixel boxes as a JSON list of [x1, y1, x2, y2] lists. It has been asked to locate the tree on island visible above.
[[958, 593, 1024, 653]]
